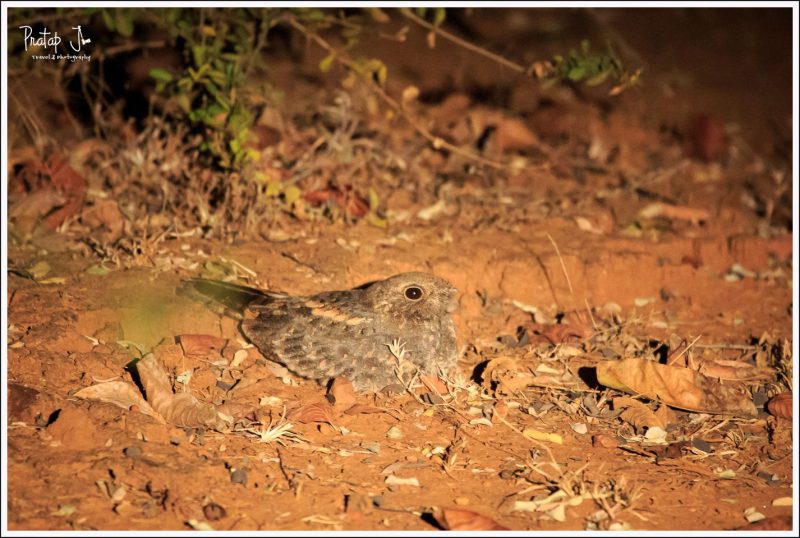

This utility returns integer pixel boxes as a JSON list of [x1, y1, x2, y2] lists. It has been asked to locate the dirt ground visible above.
[[4, 7, 797, 532]]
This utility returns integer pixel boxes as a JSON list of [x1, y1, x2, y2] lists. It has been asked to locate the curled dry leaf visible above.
[[596, 358, 757, 416], [766, 393, 792, 419], [420, 375, 448, 395], [74, 381, 165, 424], [494, 118, 542, 153], [691, 357, 774, 383], [327, 377, 357, 411], [613, 397, 665, 430], [287, 401, 337, 426], [136, 353, 231, 431], [178, 334, 228, 358], [592, 434, 618, 448], [435, 508, 509, 531], [343, 404, 401, 420], [638, 202, 710, 225], [524, 322, 591, 345]]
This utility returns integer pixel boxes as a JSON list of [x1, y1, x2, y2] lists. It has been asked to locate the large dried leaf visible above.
[[766, 393, 792, 419], [596, 358, 756, 416], [690, 357, 775, 383], [178, 334, 227, 358], [74, 381, 165, 424], [136, 353, 231, 431], [435, 508, 509, 531]]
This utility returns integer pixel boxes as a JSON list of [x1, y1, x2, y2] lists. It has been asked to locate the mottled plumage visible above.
[[187, 273, 459, 392]]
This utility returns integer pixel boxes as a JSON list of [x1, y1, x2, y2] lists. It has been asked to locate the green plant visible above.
[[143, 8, 281, 169], [542, 39, 641, 94]]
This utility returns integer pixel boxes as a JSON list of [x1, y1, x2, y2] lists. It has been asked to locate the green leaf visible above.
[[149, 68, 173, 83], [319, 53, 336, 73], [368, 188, 380, 210], [176, 93, 191, 113], [567, 65, 586, 81], [101, 9, 115, 31], [433, 8, 446, 27], [115, 10, 134, 37], [585, 70, 610, 86], [192, 45, 206, 67]]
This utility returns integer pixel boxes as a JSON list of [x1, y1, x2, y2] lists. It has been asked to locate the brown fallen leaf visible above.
[[613, 397, 665, 430], [343, 404, 401, 420], [80, 199, 128, 241], [136, 353, 231, 431], [494, 117, 542, 153], [74, 381, 165, 424], [596, 358, 757, 416], [687, 113, 729, 162], [638, 202, 710, 225], [287, 401, 337, 426], [327, 377, 357, 411], [420, 375, 448, 395], [766, 393, 792, 419], [690, 357, 774, 383], [435, 508, 509, 531], [178, 334, 227, 358], [654, 404, 679, 428], [524, 322, 592, 344], [592, 434, 619, 448]]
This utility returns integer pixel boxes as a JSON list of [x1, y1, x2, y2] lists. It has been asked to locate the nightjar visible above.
[[185, 272, 459, 392]]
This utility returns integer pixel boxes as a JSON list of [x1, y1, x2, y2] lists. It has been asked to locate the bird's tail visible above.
[[177, 278, 274, 317]]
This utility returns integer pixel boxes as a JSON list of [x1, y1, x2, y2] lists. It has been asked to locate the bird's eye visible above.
[[404, 286, 423, 300]]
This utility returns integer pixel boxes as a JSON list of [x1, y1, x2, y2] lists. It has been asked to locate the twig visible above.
[[670, 335, 702, 365], [281, 251, 322, 274], [399, 9, 527, 75], [283, 14, 509, 171], [546, 232, 574, 295], [693, 344, 758, 351]]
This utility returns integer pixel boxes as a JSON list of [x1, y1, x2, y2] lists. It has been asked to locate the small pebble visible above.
[[386, 426, 403, 440], [230, 468, 247, 485], [454, 496, 470, 506], [123, 446, 143, 459], [591, 434, 618, 448], [203, 502, 227, 521]]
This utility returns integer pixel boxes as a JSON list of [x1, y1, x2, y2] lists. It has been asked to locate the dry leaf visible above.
[[436, 508, 509, 531], [614, 397, 665, 430], [691, 357, 774, 383], [596, 358, 757, 416], [287, 401, 337, 425], [654, 404, 679, 427], [343, 404, 400, 420], [74, 381, 165, 424], [638, 202, 710, 225], [327, 377, 357, 411], [178, 334, 227, 358], [495, 118, 542, 153], [385, 475, 419, 487], [136, 353, 231, 431], [420, 375, 448, 395], [592, 434, 618, 448], [766, 393, 792, 419], [522, 428, 563, 444], [524, 323, 591, 344]]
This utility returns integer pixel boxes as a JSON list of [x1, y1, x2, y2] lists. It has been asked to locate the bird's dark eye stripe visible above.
[[404, 286, 423, 300]]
